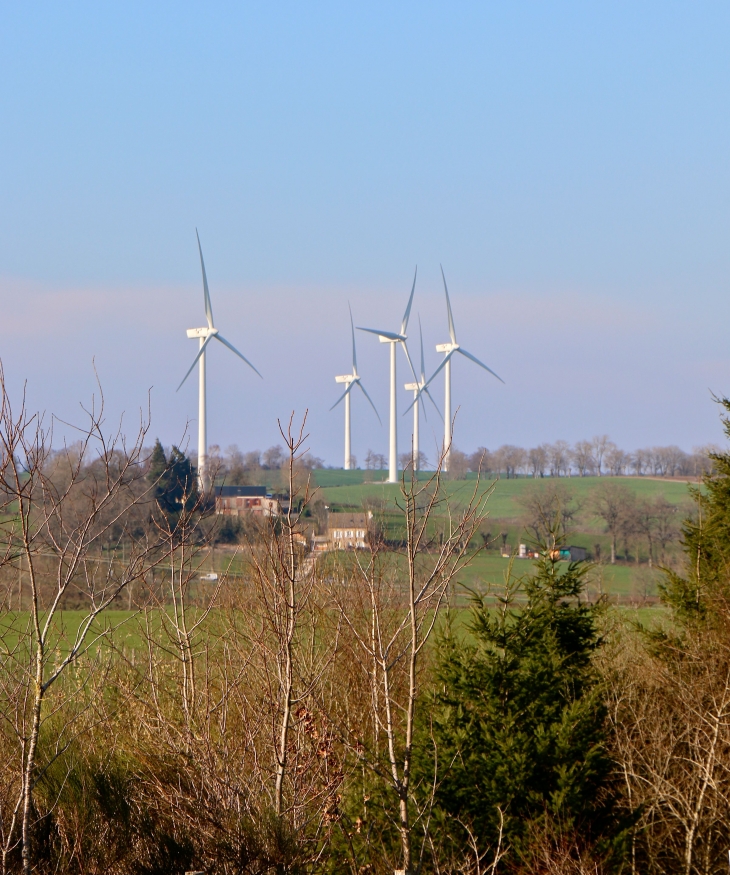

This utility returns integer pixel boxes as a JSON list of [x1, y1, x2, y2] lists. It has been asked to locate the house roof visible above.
[[215, 486, 268, 497], [328, 512, 368, 529]]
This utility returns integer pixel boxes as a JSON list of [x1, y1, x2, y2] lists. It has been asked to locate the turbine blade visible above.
[[424, 386, 443, 421], [419, 390, 428, 423], [422, 349, 454, 393], [356, 380, 382, 425], [399, 339, 418, 383], [196, 229, 214, 329], [457, 347, 505, 383], [176, 332, 214, 391], [400, 265, 417, 335], [214, 334, 263, 378], [349, 303, 358, 374], [440, 264, 456, 344], [357, 327, 403, 341], [418, 314, 425, 382], [402, 353, 453, 417], [329, 381, 355, 411]]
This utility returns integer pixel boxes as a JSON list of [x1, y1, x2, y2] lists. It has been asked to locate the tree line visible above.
[[3, 381, 730, 872], [446, 435, 717, 479], [203, 436, 716, 481]]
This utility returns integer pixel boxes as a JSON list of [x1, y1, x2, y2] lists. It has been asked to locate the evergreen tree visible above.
[[147, 440, 198, 518], [661, 397, 730, 621], [427, 552, 621, 866], [148, 439, 169, 507], [165, 446, 198, 513]]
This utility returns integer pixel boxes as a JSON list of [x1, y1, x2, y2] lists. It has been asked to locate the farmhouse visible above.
[[214, 485, 280, 517], [327, 512, 369, 550]]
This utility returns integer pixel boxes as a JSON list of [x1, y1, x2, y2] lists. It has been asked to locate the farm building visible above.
[[327, 512, 369, 550], [214, 485, 280, 517]]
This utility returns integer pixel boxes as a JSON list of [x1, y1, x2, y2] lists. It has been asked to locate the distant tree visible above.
[[207, 443, 224, 483], [635, 498, 658, 565], [653, 496, 680, 563], [591, 481, 635, 564], [468, 447, 492, 474], [592, 435, 613, 476], [631, 448, 650, 476], [519, 482, 579, 546], [148, 438, 167, 487], [399, 451, 414, 471], [572, 440, 596, 477], [547, 440, 571, 477], [689, 444, 718, 478], [495, 444, 526, 479], [447, 448, 469, 480], [147, 442, 198, 518], [262, 445, 285, 469], [605, 446, 629, 476], [243, 449, 262, 470], [527, 445, 548, 478]]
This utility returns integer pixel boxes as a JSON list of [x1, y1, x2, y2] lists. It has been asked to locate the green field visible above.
[[313, 473, 694, 518]]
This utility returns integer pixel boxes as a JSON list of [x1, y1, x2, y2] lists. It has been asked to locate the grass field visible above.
[[314, 474, 695, 518]]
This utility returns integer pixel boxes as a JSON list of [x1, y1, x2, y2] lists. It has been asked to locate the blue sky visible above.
[[1, 2, 729, 463]]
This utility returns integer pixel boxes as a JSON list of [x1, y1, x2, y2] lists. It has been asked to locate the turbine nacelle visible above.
[[404, 382, 419, 391], [435, 342, 458, 354], [187, 326, 219, 339], [336, 374, 356, 384]]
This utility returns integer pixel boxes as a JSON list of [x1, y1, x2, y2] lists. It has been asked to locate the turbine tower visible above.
[[358, 269, 418, 483], [420, 266, 504, 472], [404, 316, 441, 471], [331, 305, 381, 469], [177, 230, 262, 492]]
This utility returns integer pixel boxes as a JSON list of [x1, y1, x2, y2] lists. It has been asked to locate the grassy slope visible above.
[[314, 474, 693, 517]]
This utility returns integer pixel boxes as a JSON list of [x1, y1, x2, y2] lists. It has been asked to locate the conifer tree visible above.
[[428, 551, 620, 866], [661, 397, 730, 621], [146, 440, 198, 518], [148, 438, 169, 505]]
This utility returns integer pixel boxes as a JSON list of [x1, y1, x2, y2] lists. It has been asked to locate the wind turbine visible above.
[[404, 316, 441, 471], [177, 230, 262, 492], [330, 305, 381, 470], [419, 266, 504, 472], [358, 269, 418, 483]]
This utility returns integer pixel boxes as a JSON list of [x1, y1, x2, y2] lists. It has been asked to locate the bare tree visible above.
[[447, 448, 470, 480], [519, 481, 579, 548], [547, 441, 572, 478], [591, 481, 635, 564], [469, 447, 493, 475], [607, 628, 730, 875], [591, 435, 613, 476], [327, 452, 491, 872], [262, 445, 286, 470], [605, 445, 630, 476], [571, 440, 596, 477], [528, 445, 548, 478], [0, 377, 172, 875]]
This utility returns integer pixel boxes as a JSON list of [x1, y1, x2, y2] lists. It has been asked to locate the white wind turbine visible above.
[[177, 230, 262, 492], [418, 266, 504, 471], [358, 269, 418, 483], [330, 305, 381, 470], [404, 316, 441, 471]]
